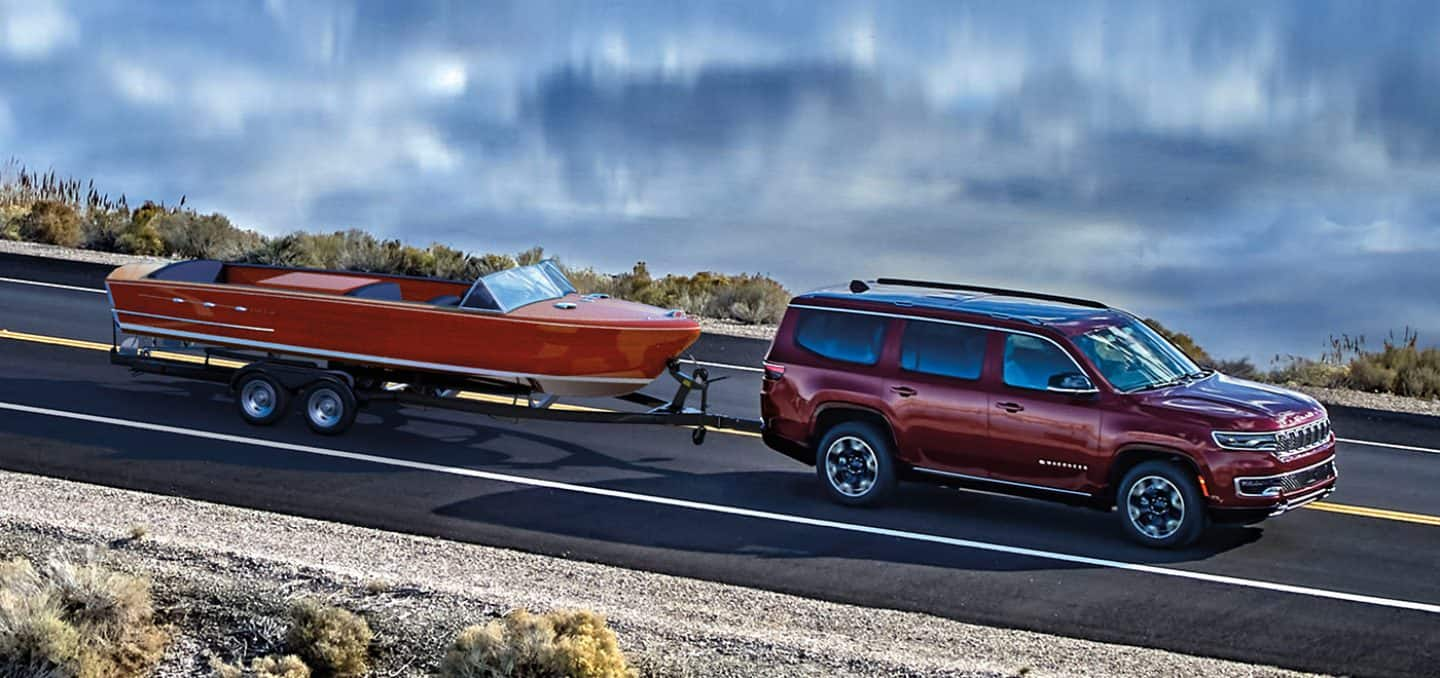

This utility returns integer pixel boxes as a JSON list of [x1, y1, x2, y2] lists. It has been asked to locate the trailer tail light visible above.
[[762, 361, 787, 381]]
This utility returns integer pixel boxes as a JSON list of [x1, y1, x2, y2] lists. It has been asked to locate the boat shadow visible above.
[[8, 374, 705, 481]]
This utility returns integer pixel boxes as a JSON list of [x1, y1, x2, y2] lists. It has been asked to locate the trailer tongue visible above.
[[110, 330, 760, 444]]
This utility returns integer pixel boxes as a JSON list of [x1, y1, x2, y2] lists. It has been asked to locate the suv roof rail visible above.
[[872, 278, 1109, 309]]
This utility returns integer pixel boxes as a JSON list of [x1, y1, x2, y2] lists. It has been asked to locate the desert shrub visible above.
[[211, 654, 311, 678], [17, 200, 83, 247], [81, 209, 130, 251], [285, 600, 372, 677], [0, 556, 168, 678], [1268, 355, 1347, 388], [1339, 330, 1440, 398], [515, 246, 547, 266], [1142, 318, 1214, 367], [154, 211, 263, 260], [437, 609, 635, 678], [473, 253, 517, 276], [704, 275, 789, 324], [115, 203, 167, 256], [0, 205, 29, 240], [1213, 357, 1259, 380]]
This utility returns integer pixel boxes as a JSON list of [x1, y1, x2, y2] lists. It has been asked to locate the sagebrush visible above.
[[0, 556, 168, 678], [438, 608, 636, 678], [285, 599, 372, 677]]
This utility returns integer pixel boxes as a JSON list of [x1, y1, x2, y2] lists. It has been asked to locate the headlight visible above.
[[1211, 431, 1279, 451]]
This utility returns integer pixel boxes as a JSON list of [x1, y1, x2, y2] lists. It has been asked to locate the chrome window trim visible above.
[[912, 466, 1092, 497], [788, 303, 1099, 393]]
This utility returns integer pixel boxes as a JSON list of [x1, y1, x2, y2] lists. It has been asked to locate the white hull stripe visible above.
[[2, 399, 1439, 616], [115, 322, 653, 385], [116, 310, 275, 333]]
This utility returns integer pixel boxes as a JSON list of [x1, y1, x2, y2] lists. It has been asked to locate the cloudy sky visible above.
[[2, 0, 1438, 359]]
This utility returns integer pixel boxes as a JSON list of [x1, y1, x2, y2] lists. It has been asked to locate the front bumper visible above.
[[1209, 453, 1338, 523]]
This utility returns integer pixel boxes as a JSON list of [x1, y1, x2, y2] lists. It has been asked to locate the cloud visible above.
[[0, 0, 77, 60], [5, 1, 1440, 358]]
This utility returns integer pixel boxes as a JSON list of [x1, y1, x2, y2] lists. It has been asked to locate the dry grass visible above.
[[285, 600, 372, 677], [437, 608, 636, 678], [0, 556, 168, 678], [210, 654, 312, 678]]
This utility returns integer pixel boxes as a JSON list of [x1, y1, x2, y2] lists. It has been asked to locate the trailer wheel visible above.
[[236, 372, 288, 426], [301, 380, 357, 435]]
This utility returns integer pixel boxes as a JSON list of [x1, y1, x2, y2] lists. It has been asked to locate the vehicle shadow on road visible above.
[[431, 468, 1265, 574]]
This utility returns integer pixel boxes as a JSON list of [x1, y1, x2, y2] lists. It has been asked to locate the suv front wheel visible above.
[[1117, 461, 1208, 548], [816, 421, 897, 506]]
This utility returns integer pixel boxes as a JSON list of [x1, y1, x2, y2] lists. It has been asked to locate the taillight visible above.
[[762, 361, 786, 381]]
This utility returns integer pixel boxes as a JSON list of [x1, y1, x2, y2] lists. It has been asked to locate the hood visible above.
[[1133, 373, 1325, 431]]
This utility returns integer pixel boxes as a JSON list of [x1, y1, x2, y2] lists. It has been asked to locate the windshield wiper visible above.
[[1133, 369, 1212, 392]]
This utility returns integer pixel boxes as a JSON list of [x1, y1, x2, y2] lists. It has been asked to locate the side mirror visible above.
[[1047, 371, 1097, 394]]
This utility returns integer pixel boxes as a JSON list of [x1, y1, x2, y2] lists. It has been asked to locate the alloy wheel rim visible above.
[[307, 388, 344, 428], [825, 436, 878, 497], [1126, 475, 1186, 540], [240, 381, 277, 419]]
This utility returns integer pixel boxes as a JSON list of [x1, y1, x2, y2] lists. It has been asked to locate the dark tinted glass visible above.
[[900, 321, 986, 379], [794, 310, 887, 365], [1003, 335, 1078, 390]]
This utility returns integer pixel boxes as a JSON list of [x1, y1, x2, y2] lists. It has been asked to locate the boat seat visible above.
[[149, 259, 223, 283], [428, 295, 462, 306], [345, 281, 403, 300]]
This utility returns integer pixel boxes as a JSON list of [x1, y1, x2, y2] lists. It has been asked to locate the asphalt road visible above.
[[2, 252, 1440, 677]]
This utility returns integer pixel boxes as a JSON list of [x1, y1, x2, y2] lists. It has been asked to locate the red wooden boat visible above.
[[105, 259, 700, 396]]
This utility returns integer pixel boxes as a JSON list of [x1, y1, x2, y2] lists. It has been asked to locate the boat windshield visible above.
[[1072, 318, 1203, 393], [467, 260, 576, 313]]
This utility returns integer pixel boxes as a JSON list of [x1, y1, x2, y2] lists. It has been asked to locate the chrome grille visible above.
[[1280, 459, 1337, 492], [1235, 457, 1338, 497], [1275, 418, 1331, 458]]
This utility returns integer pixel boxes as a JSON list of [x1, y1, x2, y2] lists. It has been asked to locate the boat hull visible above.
[[106, 266, 700, 397]]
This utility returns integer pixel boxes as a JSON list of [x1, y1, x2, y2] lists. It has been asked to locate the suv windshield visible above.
[[1073, 319, 1202, 392], [467, 260, 576, 313]]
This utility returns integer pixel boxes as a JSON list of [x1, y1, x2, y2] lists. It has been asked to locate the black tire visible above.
[[235, 372, 288, 426], [300, 380, 357, 435], [1117, 461, 1208, 548], [815, 421, 897, 506]]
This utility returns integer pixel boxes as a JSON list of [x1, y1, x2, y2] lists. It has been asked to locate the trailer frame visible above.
[[109, 327, 761, 444]]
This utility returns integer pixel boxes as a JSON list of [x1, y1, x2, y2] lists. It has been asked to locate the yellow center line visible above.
[[1, 328, 1434, 522], [1306, 502, 1440, 527]]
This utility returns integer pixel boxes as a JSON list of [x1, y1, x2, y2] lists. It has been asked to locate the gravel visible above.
[[0, 470, 1316, 678], [1289, 384, 1440, 419], [0, 239, 172, 266]]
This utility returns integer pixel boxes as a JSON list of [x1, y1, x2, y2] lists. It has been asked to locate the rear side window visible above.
[[900, 321, 987, 380], [1003, 335, 1078, 391], [793, 310, 887, 365]]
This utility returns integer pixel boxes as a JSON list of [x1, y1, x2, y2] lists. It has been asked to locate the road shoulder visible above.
[[0, 468, 1315, 677]]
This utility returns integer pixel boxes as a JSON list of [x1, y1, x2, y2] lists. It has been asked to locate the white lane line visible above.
[[1339, 437, 1440, 456], [691, 359, 763, 373], [3, 400, 1439, 615], [0, 277, 105, 294]]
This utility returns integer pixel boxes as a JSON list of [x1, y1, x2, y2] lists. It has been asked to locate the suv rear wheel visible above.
[[1117, 461, 1207, 548], [816, 421, 897, 506]]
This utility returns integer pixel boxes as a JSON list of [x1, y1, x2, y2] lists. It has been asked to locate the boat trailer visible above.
[[109, 330, 761, 444]]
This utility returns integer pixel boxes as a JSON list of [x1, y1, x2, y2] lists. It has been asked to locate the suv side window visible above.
[[794, 310, 887, 365], [1003, 334, 1077, 391], [900, 321, 986, 380]]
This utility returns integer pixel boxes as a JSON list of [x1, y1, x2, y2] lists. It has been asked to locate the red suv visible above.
[[760, 278, 1338, 547]]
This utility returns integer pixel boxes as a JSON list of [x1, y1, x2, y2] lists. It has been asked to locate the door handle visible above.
[[995, 401, 1025, 413], [890, 385, 918, 398]]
